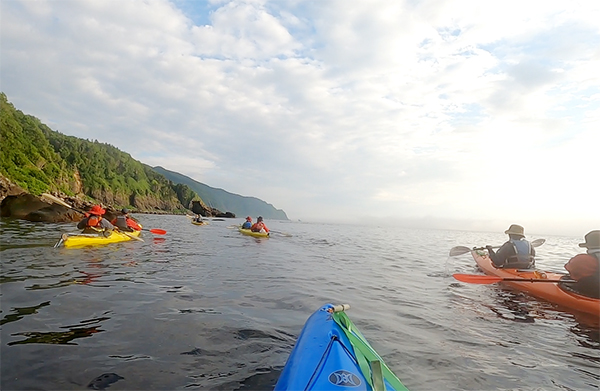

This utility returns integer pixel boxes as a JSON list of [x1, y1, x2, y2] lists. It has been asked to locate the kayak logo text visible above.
[[328, 370, 361, 387]]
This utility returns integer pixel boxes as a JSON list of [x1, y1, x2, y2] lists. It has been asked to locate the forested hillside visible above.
[[0, 93, 197, 212]]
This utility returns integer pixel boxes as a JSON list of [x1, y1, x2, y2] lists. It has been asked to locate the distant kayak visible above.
[[191, 220, 208, 226], [275, 304, 409, 391], [238, 227, 269, 238], [62, 229, 142, 248], [473, 251, 600, 317]]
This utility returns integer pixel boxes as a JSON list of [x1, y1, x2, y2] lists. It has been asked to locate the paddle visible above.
[[142, 228, 166, 235], [449, 238, 546, 257], [452, 273, 576, 284], [270, 229, 292, 237], [41, 193, 146, 241]]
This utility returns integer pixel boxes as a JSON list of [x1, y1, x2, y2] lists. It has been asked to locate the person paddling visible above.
[[250, 216, 269, 233], [486, 224, 536, 269], [559, 230, 600, 299], [77, 205, 115, 233], [111, 208, 141, 232], [241, 216, 252, 229]]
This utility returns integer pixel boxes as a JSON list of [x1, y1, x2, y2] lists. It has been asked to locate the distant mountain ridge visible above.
[[152, 166, 288, 220]]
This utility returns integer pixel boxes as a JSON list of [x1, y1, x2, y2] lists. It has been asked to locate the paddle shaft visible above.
[[449, 238, 546, 257], [452, 273, 576, 284]]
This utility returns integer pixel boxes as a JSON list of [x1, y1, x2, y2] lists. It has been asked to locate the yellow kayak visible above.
[[191, 220, 208, 225], [62, 229, 142, 248], [238, 227, 269, 238]]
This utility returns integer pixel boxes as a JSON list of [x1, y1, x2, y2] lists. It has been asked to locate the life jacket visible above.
[[505, 239, 534, 268], [564, 253, 599, 280], [560, 253, 600, 298], [251, 222, 268, 232], [87, 215, 101, 227]]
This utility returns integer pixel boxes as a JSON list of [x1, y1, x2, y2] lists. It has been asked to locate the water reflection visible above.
[[8, 316, 109, 345], [0, 301, 50, 325], [489, 287, 600, 357]]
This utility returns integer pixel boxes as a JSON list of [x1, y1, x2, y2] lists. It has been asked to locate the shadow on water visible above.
[[180, 326, 295, 390]]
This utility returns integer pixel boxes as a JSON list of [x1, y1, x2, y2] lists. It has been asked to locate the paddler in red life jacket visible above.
[[111, 208, 142, 232], [250, 216, 269, 233], [485, 224, 536, 269], [559, 230, 600, 299], [77, 205, 115, 233]]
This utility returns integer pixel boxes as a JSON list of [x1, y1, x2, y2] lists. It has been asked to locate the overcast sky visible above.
[[1, 0, 598, 236]]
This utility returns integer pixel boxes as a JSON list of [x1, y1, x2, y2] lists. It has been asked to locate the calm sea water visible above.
[[1, 216, 598, 391]]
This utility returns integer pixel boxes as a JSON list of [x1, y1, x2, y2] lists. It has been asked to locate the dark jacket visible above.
[[559, 253, 600, 299]]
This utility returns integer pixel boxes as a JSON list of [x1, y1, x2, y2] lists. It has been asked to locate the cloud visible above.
[[1, 0, 599, 235]]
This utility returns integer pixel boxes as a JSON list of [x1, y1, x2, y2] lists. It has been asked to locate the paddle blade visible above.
[[531, 238, 546, 247], [148, 228, 166, 235], [448, 246, 473, 256], [452, 274, 503, 284]]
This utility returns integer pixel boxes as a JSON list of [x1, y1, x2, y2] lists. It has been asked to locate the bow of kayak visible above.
[[472, 251, 599, 317], [275, 304, 409, 391], [62, 229, 142, 248]]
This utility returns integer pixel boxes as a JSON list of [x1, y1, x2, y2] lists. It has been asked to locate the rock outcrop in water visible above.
[[0, 174, 120, 223]]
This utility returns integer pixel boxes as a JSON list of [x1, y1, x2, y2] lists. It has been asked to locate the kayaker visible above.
[[194, 214, 203, 223], [241, 216, 252, 229], [111, 208, 142, 232], [77, 205, 115, 233], [251, 216, 269, 233], [559, 230, 600, 299], [486, 224, 535, 269]]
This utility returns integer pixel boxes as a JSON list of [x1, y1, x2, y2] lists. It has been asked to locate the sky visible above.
[[1, 0, 599, 236]]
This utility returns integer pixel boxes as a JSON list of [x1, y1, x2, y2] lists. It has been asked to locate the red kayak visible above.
[[472, 251, 600, 317]]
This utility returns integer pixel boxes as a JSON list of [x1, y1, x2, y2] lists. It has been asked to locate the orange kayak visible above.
[[472, 251, 600, 317]]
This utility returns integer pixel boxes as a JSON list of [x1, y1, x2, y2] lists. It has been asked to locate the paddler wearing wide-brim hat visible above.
[[560, 230, 600, 299], [504, 224, 526, 238], [77, 204, 115, 232], [579, 230, 600, 251], [486, 223, 536, 269]]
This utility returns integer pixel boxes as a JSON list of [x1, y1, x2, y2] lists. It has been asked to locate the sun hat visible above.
[[246, 216, 252, 221], [89, 205, 106, 216], [257, 216, 263, 221], [579, 230, 600, 249], [504, 224, 525, 237]]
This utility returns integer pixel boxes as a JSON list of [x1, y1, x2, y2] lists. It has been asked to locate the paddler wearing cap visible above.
[[241, 216, 252, 229], [559, 230, 600, 299], [485, 224, 536, 269], [77, 205, 115, 233], [111, 208, 142, 232]]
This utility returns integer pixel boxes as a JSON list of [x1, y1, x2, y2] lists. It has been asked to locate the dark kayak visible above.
[[275, 304, 409, 391]]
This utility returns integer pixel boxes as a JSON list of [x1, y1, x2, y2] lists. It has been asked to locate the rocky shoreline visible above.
[[0, 177, 161, 224], [0, 175, 235, 224]]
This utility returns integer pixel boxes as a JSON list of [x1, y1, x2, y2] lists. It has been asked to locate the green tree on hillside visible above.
[[0, 92, 202, 212]]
